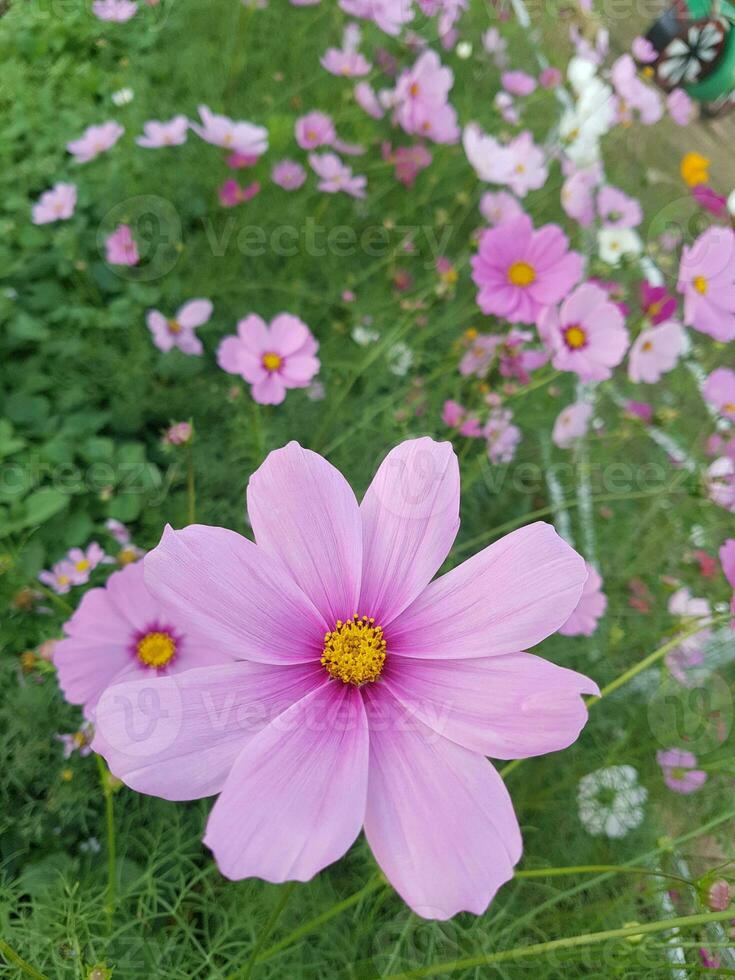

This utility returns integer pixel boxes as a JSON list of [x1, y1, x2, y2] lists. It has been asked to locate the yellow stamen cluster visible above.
[[507, 260, 536, 287], [564, 324, 587, 350], [322, 615, 386, 686], [136, 631, 176, 669], [75, 559, 90, 572], [262, 352, 283, 372], [693, 275, 708, 295], [168, 319, 182, 334]]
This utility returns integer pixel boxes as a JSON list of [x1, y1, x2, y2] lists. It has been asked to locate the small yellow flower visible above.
[[20, 651, 37, 672], [680, 152, 710, 188]]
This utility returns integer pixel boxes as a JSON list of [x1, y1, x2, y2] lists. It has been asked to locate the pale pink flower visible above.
[[657, 748, 707, 794], [382, 143, 432, 187], [321, 24, 371, 76], [164, 421, 193, 445], [146, 299, 212, 356], [136, 115, 188, 148], [308, 153, 366, 198], [32, 183, 77, 224], [92, 0, 137, 20], [628, 320, 686, 383], [611, 55, 662, 125], [463, 124, 513, 183], [67, 121, 124, 163], [541, 283, 629, 382], [707, 456, 735, 512], [340, 0, 413, 36], [494, 91, 520, 126], [105, 224, 139, 266], [539, 66, 562, 88], [560, 563, 607, 636], [471, 214, 583, 325], [484, 409, 521, 463], [597, 185, 642, 229], [479, 190, 524, 226], [354, 81, 385, 118], [217, 313, 320, 405], [482, 27, 507, 66], [39, 560, 77, 595], [503, 131, 548, 196], [394, 50, 459, 143], [561, 168, 598, 227], [501, 70, 536, 96], [92, 438, 596, 918], [65, 542, 112, 585], [667, 88, 694, 125], [191, 106, 268, 156], [295, 111, 336, 149], [707, 880, 733, 912], [678, 226, 735, 341], [704, 368, 735, 420], [720, 539, 735, 623], [272, 159, 307, 190], [552, 403, 593, 449], [631, 36, 656, 62], [459, 334, 501, 376]]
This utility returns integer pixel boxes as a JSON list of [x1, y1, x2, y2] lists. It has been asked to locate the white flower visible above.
[[597, 227, 642, 265], [112, 87, 134, 106], [387, 341, 413, 376], [578, 765, 647, 838], [567, 56, 597, 94], [728, 189, 735, 217], [456, 41, 472, 60], [352, 324, 380, 346]]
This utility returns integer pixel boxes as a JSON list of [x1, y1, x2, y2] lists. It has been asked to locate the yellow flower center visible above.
[[58, 575, 70, 586], [75, 559, 90, 572], [409, 82, 420, 97], [321, 615, 386, 686], [693, 275, 708, 295], [514, 163, 525, 174], [648, 299, 662, 316], [724, 402, 735, 413], [119, 547, 137, 565], [136, 631, 176, 669], [642, 340, 653, 352], [168, 319, 182, 334], [507, 261, 536, 287], [564, 324, 587, 350], [262, 352, 282, 371], [671, 767, 686, 781]]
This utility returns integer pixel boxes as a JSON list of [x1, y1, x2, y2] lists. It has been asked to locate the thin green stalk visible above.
[[227, 882, 297, 980], [224, 4, 253, 106], [186, 444, 196, 525], [95, 754, 116, 930], [254, 874, 386, 965], [250, 400, 265, 467], [0, 939, 49, 980], [514, 864, 694, 887], [35, 583, 74, 616], [382, 909, 735, 979]]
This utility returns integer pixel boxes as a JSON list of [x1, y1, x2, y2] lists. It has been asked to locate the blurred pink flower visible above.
[[552, 403, 593, 449], [503, 131, 548, 196], [67, 121, 124, 163], [92, 0, 137, 21], [539, 66, 561, 88], [479, 190, 524, 226], [136, 115, 189, 148], [704, 368, 735, 420], [218, 179, 260, 207], [667, 88, 694, 125], [625, 400, 653, 423], [471, 214, 582, 324], [217, 312, 320, 405], [191, 105, 268, 156], [164, 421, 193, 445], [484, 409, 521, 463], [561, 168, 598, 227], [597, 185, 642, 229], [394, 50, 460, 144], [692, 185, 727, 217], [707, 457, 735, 512], [459, 334, 501, 376], [146, 299, 212, 355], [611, 54, 662, 125], [678, 226, 735, 341], [65, 543, 112, 585], [657, 748, 707, 794], [340, 0, 413, 35], [382, 143, 432, 187], [640, 280, 677, 324], [628, 320, 686, 383], [105, 224, 139, 266], [308, 153, 366, 197], [501, 70, 536, 96], [321, 24, 371, 76], [560, 563, 607, 635], [541, 283, 629, 382], [39, 560, 77, 594], [295, 111, 336, 149], [707, 879, 733, 912], [631, 36, 656, 62], [354, 81, 384, 119], [32, 183, 77, 224], [272, 159, 307, 190]]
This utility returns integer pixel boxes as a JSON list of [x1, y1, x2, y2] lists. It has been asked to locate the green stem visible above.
[[224, 5, 253, 106], [0, 939, 49, 980], [382, 909, 735, 979], [186, 444, 196, 525], [514, 864, 693, 887], [95, 754, 116, 930], [36, 583, 74, 616], [251, 400, 265, 467], [228, 882, 297, 980], [253, 874, 386, 966]]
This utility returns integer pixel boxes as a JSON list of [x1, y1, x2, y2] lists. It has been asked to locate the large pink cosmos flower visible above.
[[540, 283, 629, 382], [678, 226, 735, 341], [93, 438, 597, 919], [55, 562, 226, 721], [217, 313, 320, 405], [147, 299, 213, 355], [471, 215, 583, 325]]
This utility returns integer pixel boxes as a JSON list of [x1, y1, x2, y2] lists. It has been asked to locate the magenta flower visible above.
[[627, 320, 686, 383], [92, 0, 137, 20], [136, 115, 188, 148], [539, 66, 561, 88], [640, 280, 677, 324], [55, 562, 226, 721], [559, 563, 607, 636], [471, 214, 583, 325], [656, 748, 707, 794], [217, 313, 320, 405], [32, 182, 77, 224], [479, 190, 524, 226], [295, 111, 336, 150], [552, 402, 593, 449], [67, 121, 124, 163], [190, 106, 268, 157], [271, 159, 307, 190], [382, 143, 432, 188], [692, 185, 728, 218], [225, 151, 259, 169], [678, 227, 735, 341], [597, 185, 642, 229], [501, 70, 536, 96], [146, 299, 212, 356], [218, 179, 260, 208], [92, 438, 596, 919], [308, 152, 366, 198], [105, 224, 139, 266], [704, 368, 735, 420], [541, 283, 629, 382]]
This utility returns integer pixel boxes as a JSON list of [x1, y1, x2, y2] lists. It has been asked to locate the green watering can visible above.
[[646, 0, 735, 106]]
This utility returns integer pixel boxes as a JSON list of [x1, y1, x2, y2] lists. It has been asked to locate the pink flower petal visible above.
[[359, 438, 459, 625], [177, 299, 213, 329], [247, 442, 362, 624], [388, 522, 587, 659], [92, 660, 324, 800], [363, 689, 521, 919], [268, 313, 311, 356], [251, 373, 287, 404], [382, 652, 599, 759], [203, 682, 368, 881], [143, 524, 327, 663]]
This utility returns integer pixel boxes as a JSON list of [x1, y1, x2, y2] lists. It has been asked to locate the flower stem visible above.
[[186, 444, 196, 525], [229, 882, 297, 980], [514, 864, 694, 887], [96, 753, 116, 931], [0, 939, 49, 980], [35, 583, 74, 616], [252, 874, 386, 966], [382, 909, 735, 979]]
